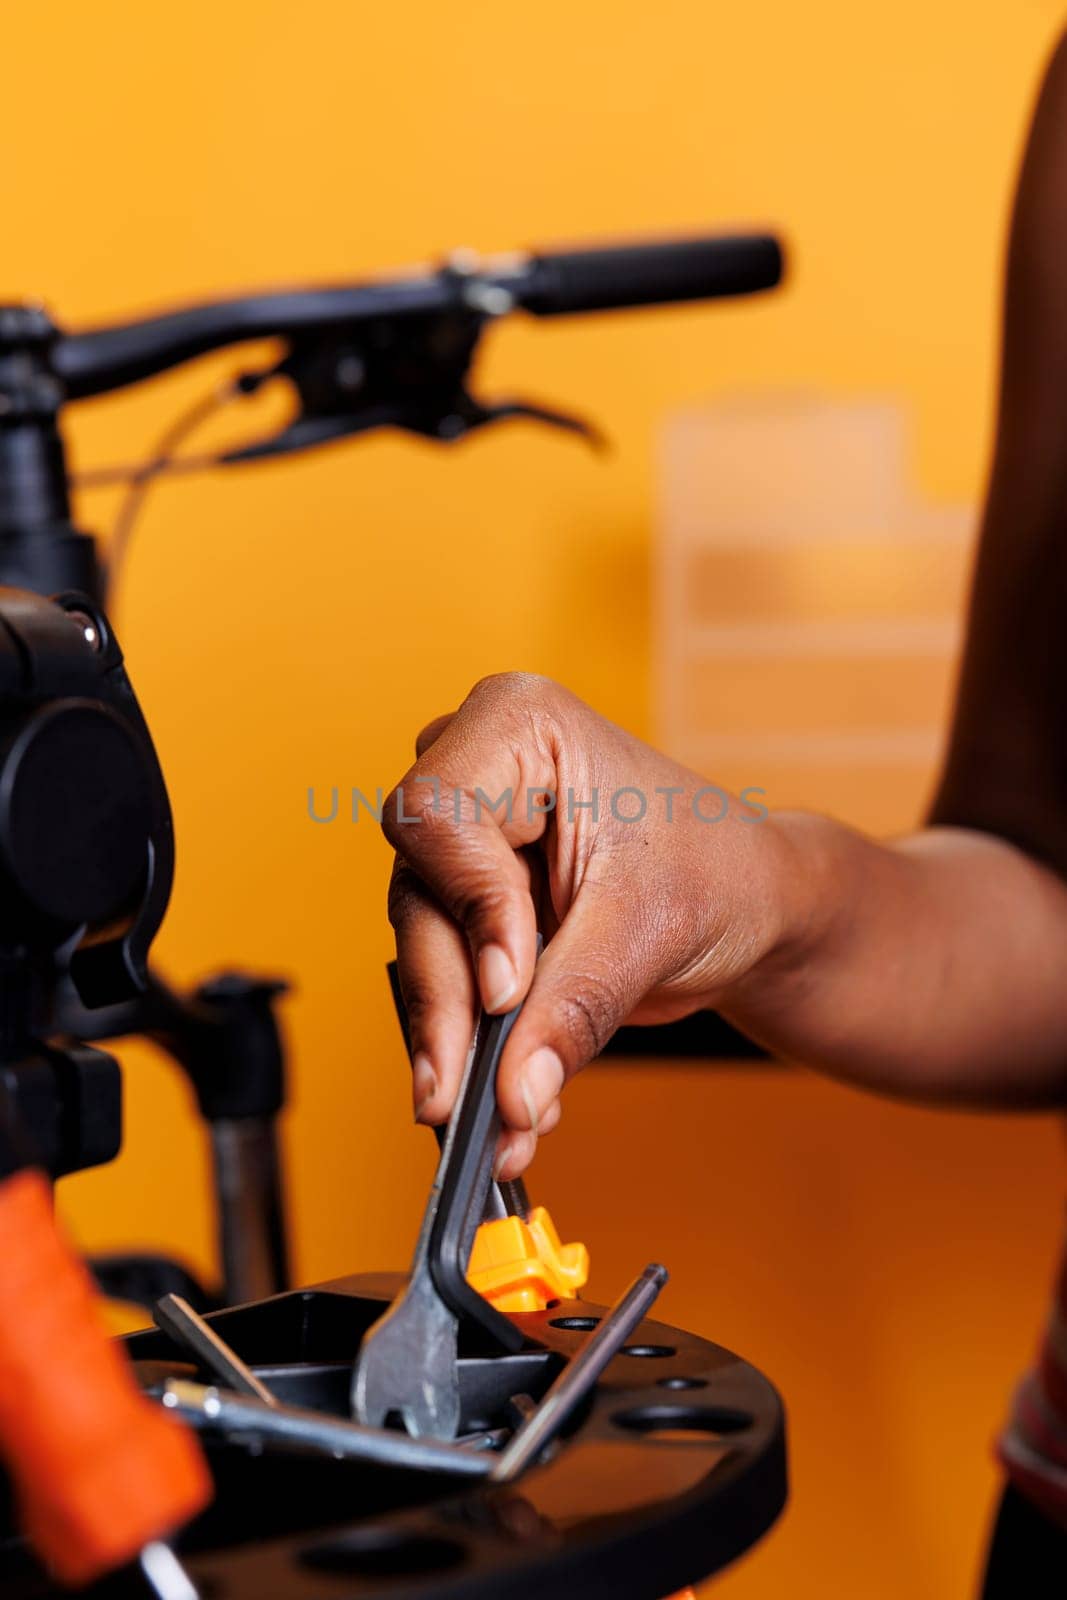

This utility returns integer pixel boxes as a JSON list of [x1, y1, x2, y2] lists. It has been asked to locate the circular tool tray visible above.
[[0, 1272, 787, 1598]]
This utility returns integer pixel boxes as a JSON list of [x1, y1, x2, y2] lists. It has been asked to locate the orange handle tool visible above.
[[0, 1170, 210, 1585]]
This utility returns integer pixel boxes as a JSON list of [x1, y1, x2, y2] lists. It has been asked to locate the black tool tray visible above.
[[0, 1273, 786, 1599]]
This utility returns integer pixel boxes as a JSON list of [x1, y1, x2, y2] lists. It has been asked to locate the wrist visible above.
[[718, 809, 848, 999]]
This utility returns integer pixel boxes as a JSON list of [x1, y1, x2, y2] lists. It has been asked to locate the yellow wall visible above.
[[3, 4, 1067, 1596]]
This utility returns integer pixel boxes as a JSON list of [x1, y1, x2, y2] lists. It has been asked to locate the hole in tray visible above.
[[549, 1316, 601, 1331], [621, 1343, 676, 1358], [613, 1403, 754, 1438], [657, 1375, 708, 1391], [300, 1527, 467, 1576]]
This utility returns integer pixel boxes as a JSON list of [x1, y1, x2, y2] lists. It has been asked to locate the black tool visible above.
[[386, 957, 530, 1224]]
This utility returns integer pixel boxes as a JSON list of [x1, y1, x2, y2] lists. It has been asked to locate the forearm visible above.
[[719, 816, 1067, 1107], [385, 673, 1067, 1175]]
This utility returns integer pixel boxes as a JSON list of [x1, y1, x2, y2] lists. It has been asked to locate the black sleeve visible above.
[[930, 30, 1067, 878]]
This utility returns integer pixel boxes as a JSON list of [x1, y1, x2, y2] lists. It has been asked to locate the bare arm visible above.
[[714, 24, 1067, 1106], [719, 818, 1067, 1108], [384, 33, 1067, 1173], [385, 683, 1067, 1182], [731, 27, 1067, 1106]]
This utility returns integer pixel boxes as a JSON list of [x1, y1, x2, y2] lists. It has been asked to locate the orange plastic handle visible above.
[[0, 1171, 210, 1584]]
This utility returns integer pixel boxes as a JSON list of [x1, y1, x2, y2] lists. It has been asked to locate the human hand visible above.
[[384, 673, 789, 1176]]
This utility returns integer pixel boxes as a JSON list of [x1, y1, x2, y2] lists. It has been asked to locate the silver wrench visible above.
[[351, 998, 524, 1438]]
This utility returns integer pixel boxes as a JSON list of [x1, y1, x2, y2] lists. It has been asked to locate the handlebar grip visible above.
[[518, 233, 784, 317]]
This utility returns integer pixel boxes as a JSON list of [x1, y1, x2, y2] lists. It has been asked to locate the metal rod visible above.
[[139, 1542, 200, 1600], [490, 1263, 669, 1484], [154, 1294, 278, 1406], [160, 1380, 491, 1479], [209, 1118, 289, 1306], [497, 1177, 530, 1221]]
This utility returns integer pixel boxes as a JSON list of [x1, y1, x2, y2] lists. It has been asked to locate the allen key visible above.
[[160, 1380, 492, 1478], [490, 1263, 669, 1483], [153, 1293, 278, 1407]]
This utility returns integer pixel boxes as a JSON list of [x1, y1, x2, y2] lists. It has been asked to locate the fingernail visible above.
[[479, 943, 518, 1012], [412, 1052, 437, 1122], [493, 1139, 516, 1181], [518, 1047, 565, 1134]]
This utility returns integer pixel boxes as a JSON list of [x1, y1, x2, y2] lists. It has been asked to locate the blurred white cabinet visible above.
[[655, 398, 974, 833]]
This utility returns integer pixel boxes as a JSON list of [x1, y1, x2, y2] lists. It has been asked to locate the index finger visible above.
[[383, 676, 559, 1016]]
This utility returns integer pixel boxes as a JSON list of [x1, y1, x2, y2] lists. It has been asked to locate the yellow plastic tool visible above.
[[467, 1206, 589, 1313]]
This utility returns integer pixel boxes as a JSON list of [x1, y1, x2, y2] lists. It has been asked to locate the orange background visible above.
[[3, 4, 1067, 1597]]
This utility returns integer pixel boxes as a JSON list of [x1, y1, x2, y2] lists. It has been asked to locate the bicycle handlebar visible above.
[[518, 233, 783, 317], [52, 232, 784, 401]]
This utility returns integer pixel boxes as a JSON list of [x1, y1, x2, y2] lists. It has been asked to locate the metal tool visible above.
[[153, 1293, 277, 1405], [139, 1542, 201, 1600], [490, 1263, 669, 1483], [352, 1001, 526, 1439], [496, 1177, 530, 1220], [459, 1427, 511, 1451], [160, 1381, 492, 1478], [386, 958, 527, 1225]]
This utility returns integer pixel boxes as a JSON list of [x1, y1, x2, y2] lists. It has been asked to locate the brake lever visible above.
[[219, 409, 392, 464], [217, 392, 604, 465], [213, 306, 606, 466], [443, 397, 606, 449]]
